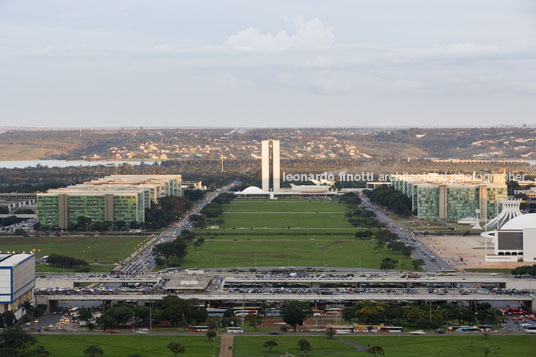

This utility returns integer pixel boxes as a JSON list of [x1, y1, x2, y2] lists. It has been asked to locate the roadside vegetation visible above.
[[364, 187, 412, 217]]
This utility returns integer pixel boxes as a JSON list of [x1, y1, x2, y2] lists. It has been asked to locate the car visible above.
[[48, 324, 54, 328]]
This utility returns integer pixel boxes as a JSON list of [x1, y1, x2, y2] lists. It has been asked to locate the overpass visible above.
[[36, 292, 536, 312], [36, 276, 160, 289], [223, 276, 510, 287]]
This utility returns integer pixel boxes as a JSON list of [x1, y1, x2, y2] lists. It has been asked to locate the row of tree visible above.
[[99, 296, 208, 330], [342, 300, 500, 330], [511, 264, 536, 276], [364, 187, 413, 217], [47, 254, 89, 268], [339, 193, 385, 228]]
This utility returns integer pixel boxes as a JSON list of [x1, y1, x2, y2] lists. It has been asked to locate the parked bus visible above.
[[227, 327, 244, 334], [188, 326, 209, 333], [207, 308, 227, 317], [377, 326, 403, 333]]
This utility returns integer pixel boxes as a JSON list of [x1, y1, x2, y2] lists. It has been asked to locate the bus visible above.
[[377, 326, 403, 333], [188, 326, 209, 333], [325, 307, 342, 316], [451, 326, 482, 332], [207, 308, 227, 317], [227, 327, 244, 334], [523, 325, 536, 334]]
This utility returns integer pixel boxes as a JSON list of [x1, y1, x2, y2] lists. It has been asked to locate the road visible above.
[[361, 196, 452, 272], [120, 180, 239, 275]]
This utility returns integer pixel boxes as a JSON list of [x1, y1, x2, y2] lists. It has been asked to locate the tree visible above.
[[366, 346, 385, 356], [84, 344, 104, 357], [0, 327, 36, 350], [0, 311, 17, 328], [380, 257, 398, 270], [263, 340, 278, 352], [342, 307, 355, 322], [206, 329, 217, 341], [32, 345, 50, 357], [35, 304, 48, 318], [297, 338, 311, 355], [281, 302, 312, 332], [412, 259, 424, 270], [167, 342, 186, 357], [245, 314, 263, 331], [325, 329, 335, 339], [21, 300, 35, 319], [79, 309, 93, 322]]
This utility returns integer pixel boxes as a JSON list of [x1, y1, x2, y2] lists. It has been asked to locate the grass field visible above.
[[233, 335, 536, 357], [219, 200, 352, 229], [187, 199, 417, 270], [233, 336, 351, 356], [346, 335, 536, 357], [37, 334, 219, 357], [182, 235, 414, 269], [0, 235, 148, 272]]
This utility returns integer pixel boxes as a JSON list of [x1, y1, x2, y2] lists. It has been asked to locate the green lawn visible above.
[[233, 336, 352, 356], [182, 235, 415, 270], [219, 200, 352, 228], [346, 335, 536, 357], [37, 334, 219, 357], [188, 199, 416, 270], [233, 335, 536, 357], [224, 200, 346, 213], [0, 235, 148, 272]]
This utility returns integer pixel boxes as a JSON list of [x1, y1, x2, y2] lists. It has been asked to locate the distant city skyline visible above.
[[1, 0, 535, 128]]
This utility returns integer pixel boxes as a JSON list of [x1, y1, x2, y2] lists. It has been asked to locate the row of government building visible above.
[[36, 175, 183, 229], [391, 173, 508, 221]]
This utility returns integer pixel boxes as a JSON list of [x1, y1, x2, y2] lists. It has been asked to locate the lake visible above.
[[0, 160, 158, 169]]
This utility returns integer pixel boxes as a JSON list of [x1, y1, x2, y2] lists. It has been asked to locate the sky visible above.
[[1, 0, 535, 128]]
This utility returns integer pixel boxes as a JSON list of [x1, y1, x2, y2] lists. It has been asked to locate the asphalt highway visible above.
[[361, 196, 452, 272], [120, 180, 239, 275]]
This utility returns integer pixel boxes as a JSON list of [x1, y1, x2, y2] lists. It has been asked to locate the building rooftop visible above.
[[0, 253, 34, 267], [500, 213, 536, 230]]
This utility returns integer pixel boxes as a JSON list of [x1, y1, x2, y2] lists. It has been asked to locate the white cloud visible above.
[[225, 17, 334, 52]]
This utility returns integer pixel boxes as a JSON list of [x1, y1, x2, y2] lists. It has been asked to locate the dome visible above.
[[500, 213, 536, 230], [241, 186, 266, 194]]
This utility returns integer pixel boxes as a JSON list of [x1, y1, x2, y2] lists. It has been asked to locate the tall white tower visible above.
[[261, 140, 280, 192]]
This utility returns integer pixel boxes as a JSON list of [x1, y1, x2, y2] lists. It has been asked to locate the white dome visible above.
[[241, 186, 266, 194], [500, 213, 536, 230]]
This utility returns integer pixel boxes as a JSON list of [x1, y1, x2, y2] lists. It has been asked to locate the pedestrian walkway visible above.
[[219, 334, 234, 357]]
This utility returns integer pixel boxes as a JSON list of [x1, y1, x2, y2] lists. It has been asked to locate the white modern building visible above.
[[482, 214, 536, 263], [236, 140, 338, 199], [261, 139, 280, 192], [0, 253, 35, 319]]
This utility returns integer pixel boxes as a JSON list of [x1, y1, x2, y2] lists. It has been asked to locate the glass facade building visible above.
[[392, 174, 507, 221], [37, 175, 182, 228]]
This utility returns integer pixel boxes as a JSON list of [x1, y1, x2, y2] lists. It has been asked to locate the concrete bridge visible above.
[[36, 276, 160, 289], [36, 292, 536, 313]]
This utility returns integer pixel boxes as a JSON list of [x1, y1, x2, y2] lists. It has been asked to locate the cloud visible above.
[[225, 17, 334, 52]]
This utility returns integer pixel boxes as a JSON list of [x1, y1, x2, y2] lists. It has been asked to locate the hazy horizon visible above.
[[1, 0, 535, 128]]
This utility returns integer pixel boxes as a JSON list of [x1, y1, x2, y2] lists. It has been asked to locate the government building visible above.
[[36, 175, 182, 228], [391, 173, 507, 221]]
